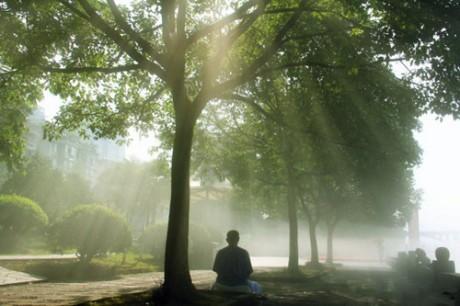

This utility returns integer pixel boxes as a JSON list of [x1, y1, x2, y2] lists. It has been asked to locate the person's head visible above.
[[226, 230, 239, 247], [435, 247, 450, 262], [415, 248, 426, 258]]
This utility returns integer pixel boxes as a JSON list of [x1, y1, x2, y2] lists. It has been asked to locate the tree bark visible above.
[[282, 133, 299, 274], [308, 219, 319, 265], [326, 221, 336, 264], [162, 113, 196, 299], [286, 185, 299, 273]]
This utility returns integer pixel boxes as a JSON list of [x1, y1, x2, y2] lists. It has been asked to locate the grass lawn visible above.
[[0, 252, 158, 282]]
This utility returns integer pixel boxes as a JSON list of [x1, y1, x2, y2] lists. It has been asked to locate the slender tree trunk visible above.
[[163, 113, 196, 299], [287, 186, 299, 273], [308, 219, 319, 265], [326, 222, 336, 264]]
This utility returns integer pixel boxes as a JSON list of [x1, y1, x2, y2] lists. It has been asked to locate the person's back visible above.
[[212, 230, 261, 294], [431, 247, 456, 294], [213, 245, 252, 286]]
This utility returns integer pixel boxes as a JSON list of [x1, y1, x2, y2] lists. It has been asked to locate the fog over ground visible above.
[[39, 97, 460, 266]]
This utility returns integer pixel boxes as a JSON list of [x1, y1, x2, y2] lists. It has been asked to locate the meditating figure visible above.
[[212, 230, 262, 294], [432, 246, 455, 274], [415, 248, 431, 267], [431, 247, 456, 292]]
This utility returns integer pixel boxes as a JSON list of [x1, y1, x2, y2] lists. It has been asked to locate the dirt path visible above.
[[0, 271, 215, 306]]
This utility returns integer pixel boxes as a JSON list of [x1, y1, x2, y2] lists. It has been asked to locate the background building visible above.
[[26, 107, 126, 183]]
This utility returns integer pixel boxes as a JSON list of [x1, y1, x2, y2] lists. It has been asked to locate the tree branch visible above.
[[106, 0, 165, 67], [220, 93, 285, 127], [39, 64, 141, 74], [177, 0, 186, 41], [185, 0, 262, 48], [207, 0, 308, 99], [256, 56, 407, 76], [194, 1, 267, 115], [73, 0, 167, 81], [58, 0, 91, 21], [160, 0, 175, 52]]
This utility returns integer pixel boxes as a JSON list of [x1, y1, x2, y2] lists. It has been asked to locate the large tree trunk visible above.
[[162, 113, 196, 299], [282, 134, 299, 274], [308, 219, 319, 265], [326, 221, 336, 264]]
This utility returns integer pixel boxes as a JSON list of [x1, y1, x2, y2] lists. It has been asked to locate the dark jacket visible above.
[[213, 245, 253, 286]]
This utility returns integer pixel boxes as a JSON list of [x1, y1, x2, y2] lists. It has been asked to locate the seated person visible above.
[[415, 248, 431, 267], [412, 248, 432, 288], [431, 247, 456, 292], [212, 230, 262, 294], [432, 247, 455, 274]]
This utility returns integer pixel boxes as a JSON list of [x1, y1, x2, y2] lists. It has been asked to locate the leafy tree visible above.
[[1, 0, 459, 299], [51, 204, 131, 263], [208, 45, 421, 267], [0, 194, 48, 252], [0, 72, 43, 171], [1, 155, 94, 219]]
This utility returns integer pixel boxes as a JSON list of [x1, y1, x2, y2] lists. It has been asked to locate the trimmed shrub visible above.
[[0, 194, 48, 252], [138, 223, 217, 269], [52, 204, 131, 262]]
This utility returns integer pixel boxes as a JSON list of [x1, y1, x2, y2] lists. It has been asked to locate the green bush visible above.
[[137, 223, 166, 262], [138, 223, 217, 269], [51, 204, 132, 262], [0, 194, 48, 252]]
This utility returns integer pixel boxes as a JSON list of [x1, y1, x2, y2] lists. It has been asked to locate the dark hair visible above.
[[226, 230, 239, 243], [435, 247, 450, 262]]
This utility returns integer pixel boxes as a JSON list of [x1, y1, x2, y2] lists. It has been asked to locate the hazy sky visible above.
[[414, 114, 460, 232]]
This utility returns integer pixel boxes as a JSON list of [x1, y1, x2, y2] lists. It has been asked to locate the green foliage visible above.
[[0, 194, 48, 252], [0, 252, 156, 281], [1, 155, 94, 220], [2, 0, 460, 289], [138, 223, 216, 269], [0, 194, 48, 232], [51, 204, 132, 262], [0, 74, 42, 169]]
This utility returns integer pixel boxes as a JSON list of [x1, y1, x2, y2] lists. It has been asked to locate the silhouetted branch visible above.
[[185, 0, 262, 47], [40, 64, 141, 74], [73, 0, 167, 80], [207, 0, 308, 99], [106, 0, 165, 67]]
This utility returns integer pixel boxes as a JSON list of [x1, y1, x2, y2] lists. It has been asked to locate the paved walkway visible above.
[[0, 271, 216, 306], [0, 266, 44, 286], [0, 254, 77, 261]]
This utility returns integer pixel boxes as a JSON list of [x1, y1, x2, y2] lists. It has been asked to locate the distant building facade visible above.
[[26, 107, 126, 182]]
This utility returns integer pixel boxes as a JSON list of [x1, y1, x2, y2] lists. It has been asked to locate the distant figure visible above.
[[212, 230, 262, 294], [432, 247, 455, 274], [415, 248, 431, 266], [431, 247, 456, 292], [412, 248, 432, 287]]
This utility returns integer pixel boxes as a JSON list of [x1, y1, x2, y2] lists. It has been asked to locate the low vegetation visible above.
[[0, 194, 48, 252], [50, 205, 132, 263], [0, 252, 157, 282]]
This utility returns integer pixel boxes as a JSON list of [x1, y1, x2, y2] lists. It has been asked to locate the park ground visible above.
[[1, 255, 457, 305], [85, 267, 399, 306], [0, 255, 411, 306]]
